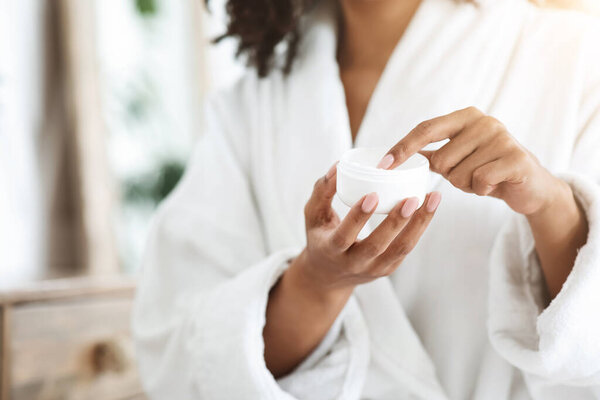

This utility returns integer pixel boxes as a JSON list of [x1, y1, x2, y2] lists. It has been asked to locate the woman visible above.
[[133, 0, 600, 398]]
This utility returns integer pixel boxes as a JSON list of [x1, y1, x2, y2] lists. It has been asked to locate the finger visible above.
[[349, 196, 420, 259], [374, 192, 441, 270], [330, 192, 378, 251], [377, 107, 484, 169], [305, 163, 339, 227], [471, 154, 527, 196], [446, 147, 501, 193], [423, 116, 501, 176], [446, 131, 515, 192]]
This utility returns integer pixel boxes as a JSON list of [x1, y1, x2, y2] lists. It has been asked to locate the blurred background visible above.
[[0, 0, 244, 398], [0, 0, 245, 286], [0, 0, 598, 399]]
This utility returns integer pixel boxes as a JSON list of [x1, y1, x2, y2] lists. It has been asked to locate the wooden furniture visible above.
[[56, 0, 120, 277], [0, 277, 145, 400]]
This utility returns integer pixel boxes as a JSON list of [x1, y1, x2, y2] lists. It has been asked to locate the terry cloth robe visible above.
[[132, 0, 600, 398]]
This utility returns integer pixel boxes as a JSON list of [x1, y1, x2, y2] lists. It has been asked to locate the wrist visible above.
[[285, 250, 354, 309], [528, 177, 575, 222], [524, 176, 588, 300]]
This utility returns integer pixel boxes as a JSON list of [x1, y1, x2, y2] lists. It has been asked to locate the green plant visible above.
[[124, 160, 185, 205], [134, 0, 159, 18]]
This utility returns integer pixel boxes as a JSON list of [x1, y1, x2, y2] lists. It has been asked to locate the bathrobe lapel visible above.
[[285, 0, 532, 397], [348, 0, 528, 151], [289, 1, 452, 398]]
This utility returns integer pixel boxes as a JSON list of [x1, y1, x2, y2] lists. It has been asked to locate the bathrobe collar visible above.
[[291, 0, 529, 151], [293, 0, 441, 149], [281, 0, 532, 397], [290, 1, 457, 397]]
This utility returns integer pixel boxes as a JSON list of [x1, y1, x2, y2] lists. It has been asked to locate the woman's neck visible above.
[[337, 0, 422, 70]]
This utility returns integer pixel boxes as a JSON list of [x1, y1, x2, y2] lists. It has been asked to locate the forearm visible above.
[[263, 250, 353, 378], [527, 178, 589, 300]]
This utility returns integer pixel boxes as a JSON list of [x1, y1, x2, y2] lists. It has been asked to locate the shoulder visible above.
[[538, 6, 600, 81], [519, 6, 600, 136], [199, 65, 296, 166], [521, 4, 600, 56], [510, 3, 600, 93], [203, 66, 296, 131], [528, 3, 599, 25], [204, 67, 291, 128], [203, 0, 336, 132]]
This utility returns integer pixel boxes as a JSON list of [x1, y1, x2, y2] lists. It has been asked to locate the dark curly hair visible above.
[[206, 0, 316, 77]]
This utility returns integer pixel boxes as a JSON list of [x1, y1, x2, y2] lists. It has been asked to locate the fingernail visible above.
[[377, 154, 394, 169], [361, 193, 378, 213], [326, 162, 338, 179], [401, 197, 419, 218], [426, 192, 441, 213]]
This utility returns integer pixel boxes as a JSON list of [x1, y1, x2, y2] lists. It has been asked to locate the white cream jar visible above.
[[336, 147, 430, 214]]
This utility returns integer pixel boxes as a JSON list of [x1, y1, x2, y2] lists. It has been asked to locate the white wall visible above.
[[0, 0, 48, 288], [0, 0, 247, 286]]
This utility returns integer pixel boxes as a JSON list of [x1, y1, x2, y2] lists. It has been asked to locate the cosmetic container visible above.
[[336, 147, 430, 214]]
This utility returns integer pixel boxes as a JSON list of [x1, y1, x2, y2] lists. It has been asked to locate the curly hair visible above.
[[206, 0, 316, 77]]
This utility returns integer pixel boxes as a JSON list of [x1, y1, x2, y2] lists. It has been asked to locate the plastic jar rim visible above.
[[338, 149, 429, 180]]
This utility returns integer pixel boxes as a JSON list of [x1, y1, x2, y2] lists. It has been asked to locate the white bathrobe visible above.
[[132, 0, 600, 398]]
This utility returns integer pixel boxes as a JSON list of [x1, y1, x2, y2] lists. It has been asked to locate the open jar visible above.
[[336, 147, 430, 214]]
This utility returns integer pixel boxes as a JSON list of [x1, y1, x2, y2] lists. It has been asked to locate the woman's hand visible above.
[[264, 164, 440, 377], [377, 106, 565, 217], [291, 164, 441, 300], [376, 106, 588, 300]]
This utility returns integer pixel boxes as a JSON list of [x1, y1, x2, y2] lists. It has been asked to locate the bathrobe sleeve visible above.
[[132, 86, 367, 400], [487, 23, 600, 396]]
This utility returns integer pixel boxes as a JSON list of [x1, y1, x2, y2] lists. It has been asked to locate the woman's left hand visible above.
[[378, 106, 566, 216]]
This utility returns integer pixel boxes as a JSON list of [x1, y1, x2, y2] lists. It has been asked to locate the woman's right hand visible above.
[[289, 163, 441, 301], [264, 163, 441, 376]]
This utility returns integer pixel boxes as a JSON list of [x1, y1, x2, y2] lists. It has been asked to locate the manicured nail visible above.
[[401, 197, 419, 218], [426, 192, 441, 213], [326, 162, 338, 179], [377, 154, 394, 169], [361, 193, 378, 213]]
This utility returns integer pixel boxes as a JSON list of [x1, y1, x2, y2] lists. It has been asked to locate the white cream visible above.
[[336, 147, 430, 214]]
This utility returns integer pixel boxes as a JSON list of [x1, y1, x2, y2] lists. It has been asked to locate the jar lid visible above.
[[338, 147, 429, 181]]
